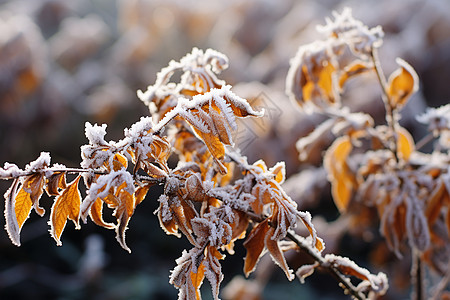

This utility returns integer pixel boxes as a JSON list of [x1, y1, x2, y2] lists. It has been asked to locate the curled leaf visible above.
[[387, 58, 419, 109], [324, 136, 355, 212]]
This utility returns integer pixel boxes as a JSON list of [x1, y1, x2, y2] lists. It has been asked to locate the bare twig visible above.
[[411, 249, 424, 300], [286, 231, 366, 300]]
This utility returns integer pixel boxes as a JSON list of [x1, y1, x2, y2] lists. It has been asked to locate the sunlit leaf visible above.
[[324, 136, 355, 212], [387, 58, 419, 109], [396, 126, 415, 161], [50, 176, 82, 246]]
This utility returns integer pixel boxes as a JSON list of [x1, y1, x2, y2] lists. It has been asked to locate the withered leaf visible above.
[[23, 173, 46, 216], [396, 126, 415, 161], [324, 136, 355, 212], [45, 172, 67, 196], [114, 182, 136, 253], [265, 227, 294, 281], [89, 197, 115, 229], [387, 58, 419, 110], [50, 175, 82, 246], [243, 219, 270, 277]]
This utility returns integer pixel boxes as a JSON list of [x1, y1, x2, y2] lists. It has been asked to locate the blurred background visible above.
[[0, 0, 449, 299]]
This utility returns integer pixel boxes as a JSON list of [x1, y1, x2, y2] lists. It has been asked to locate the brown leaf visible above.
[[50, 176, 82, 246], [112, 153, 128, 171], [135, 184, 151, 206], [387, 58, 419, 109], [265, 227, 294, 281], [326, 254, 370, 282], [45, 172, 67, 196], [114, 182, 136, 253], [243, 219, 270, 277], [23, 173, 46, 216], [426, 180, 447, 226]]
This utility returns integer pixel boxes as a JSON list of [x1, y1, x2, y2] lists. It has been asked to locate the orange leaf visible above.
[[135, 184, 151, 206], [270, 162, 286, 184], [114, 183, 136, 253], [192, 127, 227, 174], [14, 187, 32, 230], [387, 58, 419, 109], [50, 176, 82, 246], [112, 153, 128, 171], [265, 227, 294, 281], [191, 263, 206, 300], [324, 136, 354, 212], [243, 219, 270, 277], [89, 198, 115, 229], [396, 126, 415, 161]]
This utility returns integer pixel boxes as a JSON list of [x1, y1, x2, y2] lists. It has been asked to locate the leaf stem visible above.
[[370, 47, 399, 162]]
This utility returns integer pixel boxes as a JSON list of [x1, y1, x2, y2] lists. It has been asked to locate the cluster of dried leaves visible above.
[[290, 8, 449, 299], [1, 42, 391, 299]]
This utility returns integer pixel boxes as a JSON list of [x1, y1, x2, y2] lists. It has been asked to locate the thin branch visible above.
[[415, 132, 435, 151], [0, 167, 107, 181], [286, 231, 366, 300], [411, 249, 424, 300]]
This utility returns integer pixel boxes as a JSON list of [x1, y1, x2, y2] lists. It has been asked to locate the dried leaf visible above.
[[14, 188, 33, 230], [50, 176, 82, 246], [112, 153, 128, 171], [45, 172, 67, 196], [406, 196, 430, 251], [4, 179, 22, 245], [296, 262, 319, 284], [396, 127, 415, 161], [243, 219, 270, 277], [265, 227, 294, 281], [23, 173, 46, 216], [89, 197, 115, 229], [135, 184, 151, 206], [426, 180, 447, 225], [325, 254, 370, 282], [324, 136, 355, 212], [387, 58, 419, 109], [114, 182, 136, 253]]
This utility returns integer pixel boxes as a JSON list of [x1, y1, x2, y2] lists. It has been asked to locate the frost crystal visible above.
[[317, 8, 384, 55], [84, 122, 108, 146], [25, 152, 51, 172], [416, 104, 450, 134]]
